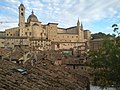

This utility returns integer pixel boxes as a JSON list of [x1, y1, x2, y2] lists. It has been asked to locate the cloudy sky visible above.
[[0, 0, 120, 34]]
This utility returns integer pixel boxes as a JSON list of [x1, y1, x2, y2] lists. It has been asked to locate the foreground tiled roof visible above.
[[0, 58, 90, 90], [0, 48, 11, 56]]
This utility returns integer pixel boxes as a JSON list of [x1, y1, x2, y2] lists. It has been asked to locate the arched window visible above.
[[21, 8, 23, 11], [57, 44, 60, 48], [21, 13, 23, 16]]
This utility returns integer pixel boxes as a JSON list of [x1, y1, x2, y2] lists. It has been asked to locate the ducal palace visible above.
[[0, 4, 91, 51]]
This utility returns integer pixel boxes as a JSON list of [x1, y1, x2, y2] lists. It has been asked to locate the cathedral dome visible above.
[[27, 11, 38, 23]]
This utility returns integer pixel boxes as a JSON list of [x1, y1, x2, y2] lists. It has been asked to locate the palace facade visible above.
[[0, 4, 91, 52]]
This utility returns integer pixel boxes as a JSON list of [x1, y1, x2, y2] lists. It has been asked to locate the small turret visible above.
[[77, 18, 80, 27], [77, 18, 80, 33], [32, 10, 34, 15], [81, 22, 83, 30]]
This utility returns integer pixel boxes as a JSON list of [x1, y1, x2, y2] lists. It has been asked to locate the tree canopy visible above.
[[91, 32, 114, 39], [89, 24, 120, 89]]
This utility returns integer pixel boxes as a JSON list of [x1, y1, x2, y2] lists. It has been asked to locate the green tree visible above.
[[89, 24, 120, 89], [91, 32, 114, 39]]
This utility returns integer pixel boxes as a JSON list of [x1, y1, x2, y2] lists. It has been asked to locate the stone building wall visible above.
[[0, 37, 29, 48], [90, 39, 104, 51], [0, 31, 5, 37], [5, 27, 19, 37], [1, 4, 91, 51]]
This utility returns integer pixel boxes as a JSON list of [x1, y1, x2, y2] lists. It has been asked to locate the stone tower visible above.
[[77, 19, 84, 42], [19, 4, 25, 27], [77, 19, 81, 41], [19, 4, 25, 36], [77, 18, 80, 32], [80, 22, 83, 30]]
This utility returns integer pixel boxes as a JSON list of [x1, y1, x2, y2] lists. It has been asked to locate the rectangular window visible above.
[[25, 32, 27, 35], [29, 32, 31, 35]]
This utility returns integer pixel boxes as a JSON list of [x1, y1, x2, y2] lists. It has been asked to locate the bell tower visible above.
[[19, 4, 25, 27]]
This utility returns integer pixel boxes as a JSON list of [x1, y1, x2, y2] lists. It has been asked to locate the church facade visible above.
[[0, 4, 91, 52]]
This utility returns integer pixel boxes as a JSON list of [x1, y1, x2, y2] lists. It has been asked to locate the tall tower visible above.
[[19, 4, 25, 27], [80, 22, 83, 30], [77, 18, 80, 32], [77, 18, 81, 41], [80, 22, 84, 42], [77, 19, 84, 42]]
